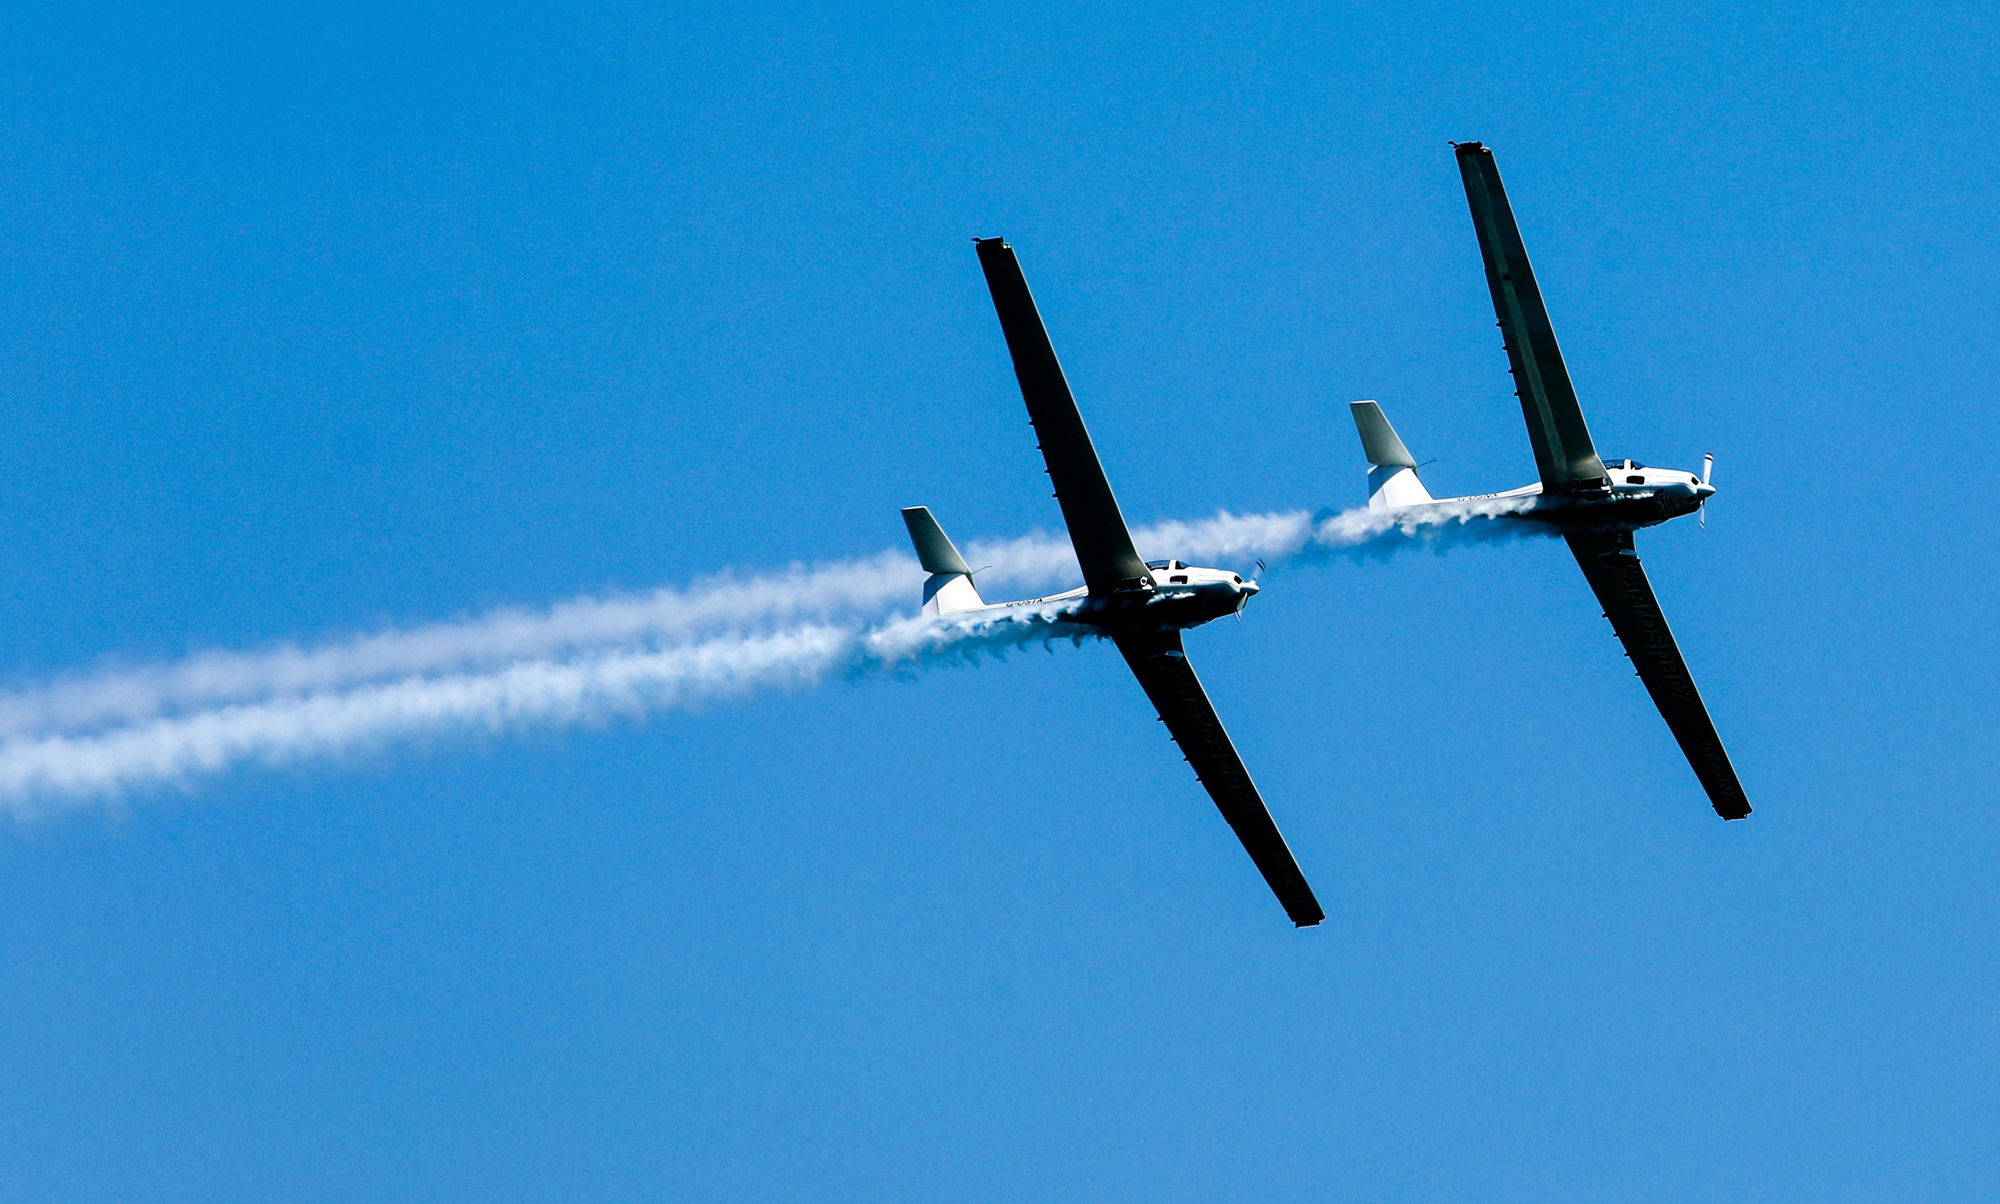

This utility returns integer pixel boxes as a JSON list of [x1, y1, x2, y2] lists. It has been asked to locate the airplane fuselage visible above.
[[1422, 459, 1714, 532], [958, 561, 1258, 632], [1079, 562, 1259, 631]]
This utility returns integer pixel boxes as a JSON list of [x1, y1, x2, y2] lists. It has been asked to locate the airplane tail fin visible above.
[[900, 506, 985, 615], [1349, 401, 1435, 510]]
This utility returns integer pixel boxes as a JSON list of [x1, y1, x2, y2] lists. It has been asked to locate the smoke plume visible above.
[[0, 501, 1543, 810]]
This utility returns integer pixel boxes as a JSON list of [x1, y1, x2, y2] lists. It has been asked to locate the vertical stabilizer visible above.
[[1349, 401, 1435, 510], [900, 506, 986, 615]]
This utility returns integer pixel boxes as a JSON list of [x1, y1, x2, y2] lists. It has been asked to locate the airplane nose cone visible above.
[[1695, 482, 1716, 499], [1241, 578, 1259, 596]]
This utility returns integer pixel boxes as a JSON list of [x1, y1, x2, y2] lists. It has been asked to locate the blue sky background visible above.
[[2, 2, 1997, 1199]]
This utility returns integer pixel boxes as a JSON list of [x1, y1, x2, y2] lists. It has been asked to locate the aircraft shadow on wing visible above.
[[1346, 142, 1752, 821], [900, 238, 1324, 928]]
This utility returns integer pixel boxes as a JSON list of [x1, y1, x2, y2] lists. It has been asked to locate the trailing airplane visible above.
[[898, 237, 1324, 927], [1348, 141, 1751, 821]]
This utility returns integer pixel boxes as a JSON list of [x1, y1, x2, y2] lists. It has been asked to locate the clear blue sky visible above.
[[2, 3, 1996, 1200]]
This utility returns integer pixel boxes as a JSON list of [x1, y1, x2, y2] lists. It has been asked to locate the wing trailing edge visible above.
[[1565, 529, 1752, 820], [974, 238, 1151, 595], [1454, 142, 1609, 495], [1114, 630, 1325, 927]]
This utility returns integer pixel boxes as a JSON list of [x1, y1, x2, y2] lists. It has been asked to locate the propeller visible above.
[[1237, 559, 1267, 623], [1699, 453, 1713, 529]]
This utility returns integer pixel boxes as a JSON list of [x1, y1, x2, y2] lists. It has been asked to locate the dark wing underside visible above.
[[1565, 529, 1752, 820], [1114, 629, 1325, 926], [1454, 142, 1609, 494], [975, 238, 1151, 595]]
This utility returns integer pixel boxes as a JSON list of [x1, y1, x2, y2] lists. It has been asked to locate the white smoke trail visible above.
[[0, 627, 856, 805], [0, 500, 1546, 810], [1300, 494, 1552, 563], [0, 551, 925, 740], [0, 605, 1095, 813], [0, 511, 1325, 741]]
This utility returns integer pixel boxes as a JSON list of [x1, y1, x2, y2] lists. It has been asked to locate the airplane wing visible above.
[[1454, 142, 1610, 494], [1114, 629, 1325, 926], [1565, 529, 1752, 820], [975, 238, 1152, 595]]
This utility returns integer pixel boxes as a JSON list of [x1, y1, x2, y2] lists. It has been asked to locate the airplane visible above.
[[897, 237, 1324, 927], [1346, 141, 1751, 821]]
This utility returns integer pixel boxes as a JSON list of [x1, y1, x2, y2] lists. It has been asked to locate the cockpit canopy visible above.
[[1145, 559, 1186, 570], [1607, 458, 1646, 470]]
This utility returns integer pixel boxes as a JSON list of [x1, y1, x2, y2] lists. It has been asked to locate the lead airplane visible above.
[[898, 237, 1324, 927], [1348, 141, 1752, 821]]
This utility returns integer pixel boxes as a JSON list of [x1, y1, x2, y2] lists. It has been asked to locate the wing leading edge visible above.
[[1565, 530, 1752, 820], [1114, 630, 1325, 927], [1454, 141, 1609, 494], [974, 238, 1151, 594]]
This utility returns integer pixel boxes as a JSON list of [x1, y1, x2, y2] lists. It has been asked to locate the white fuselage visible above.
[[1386, 458, 1716, 531], [946, 561, 1258, 632]]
